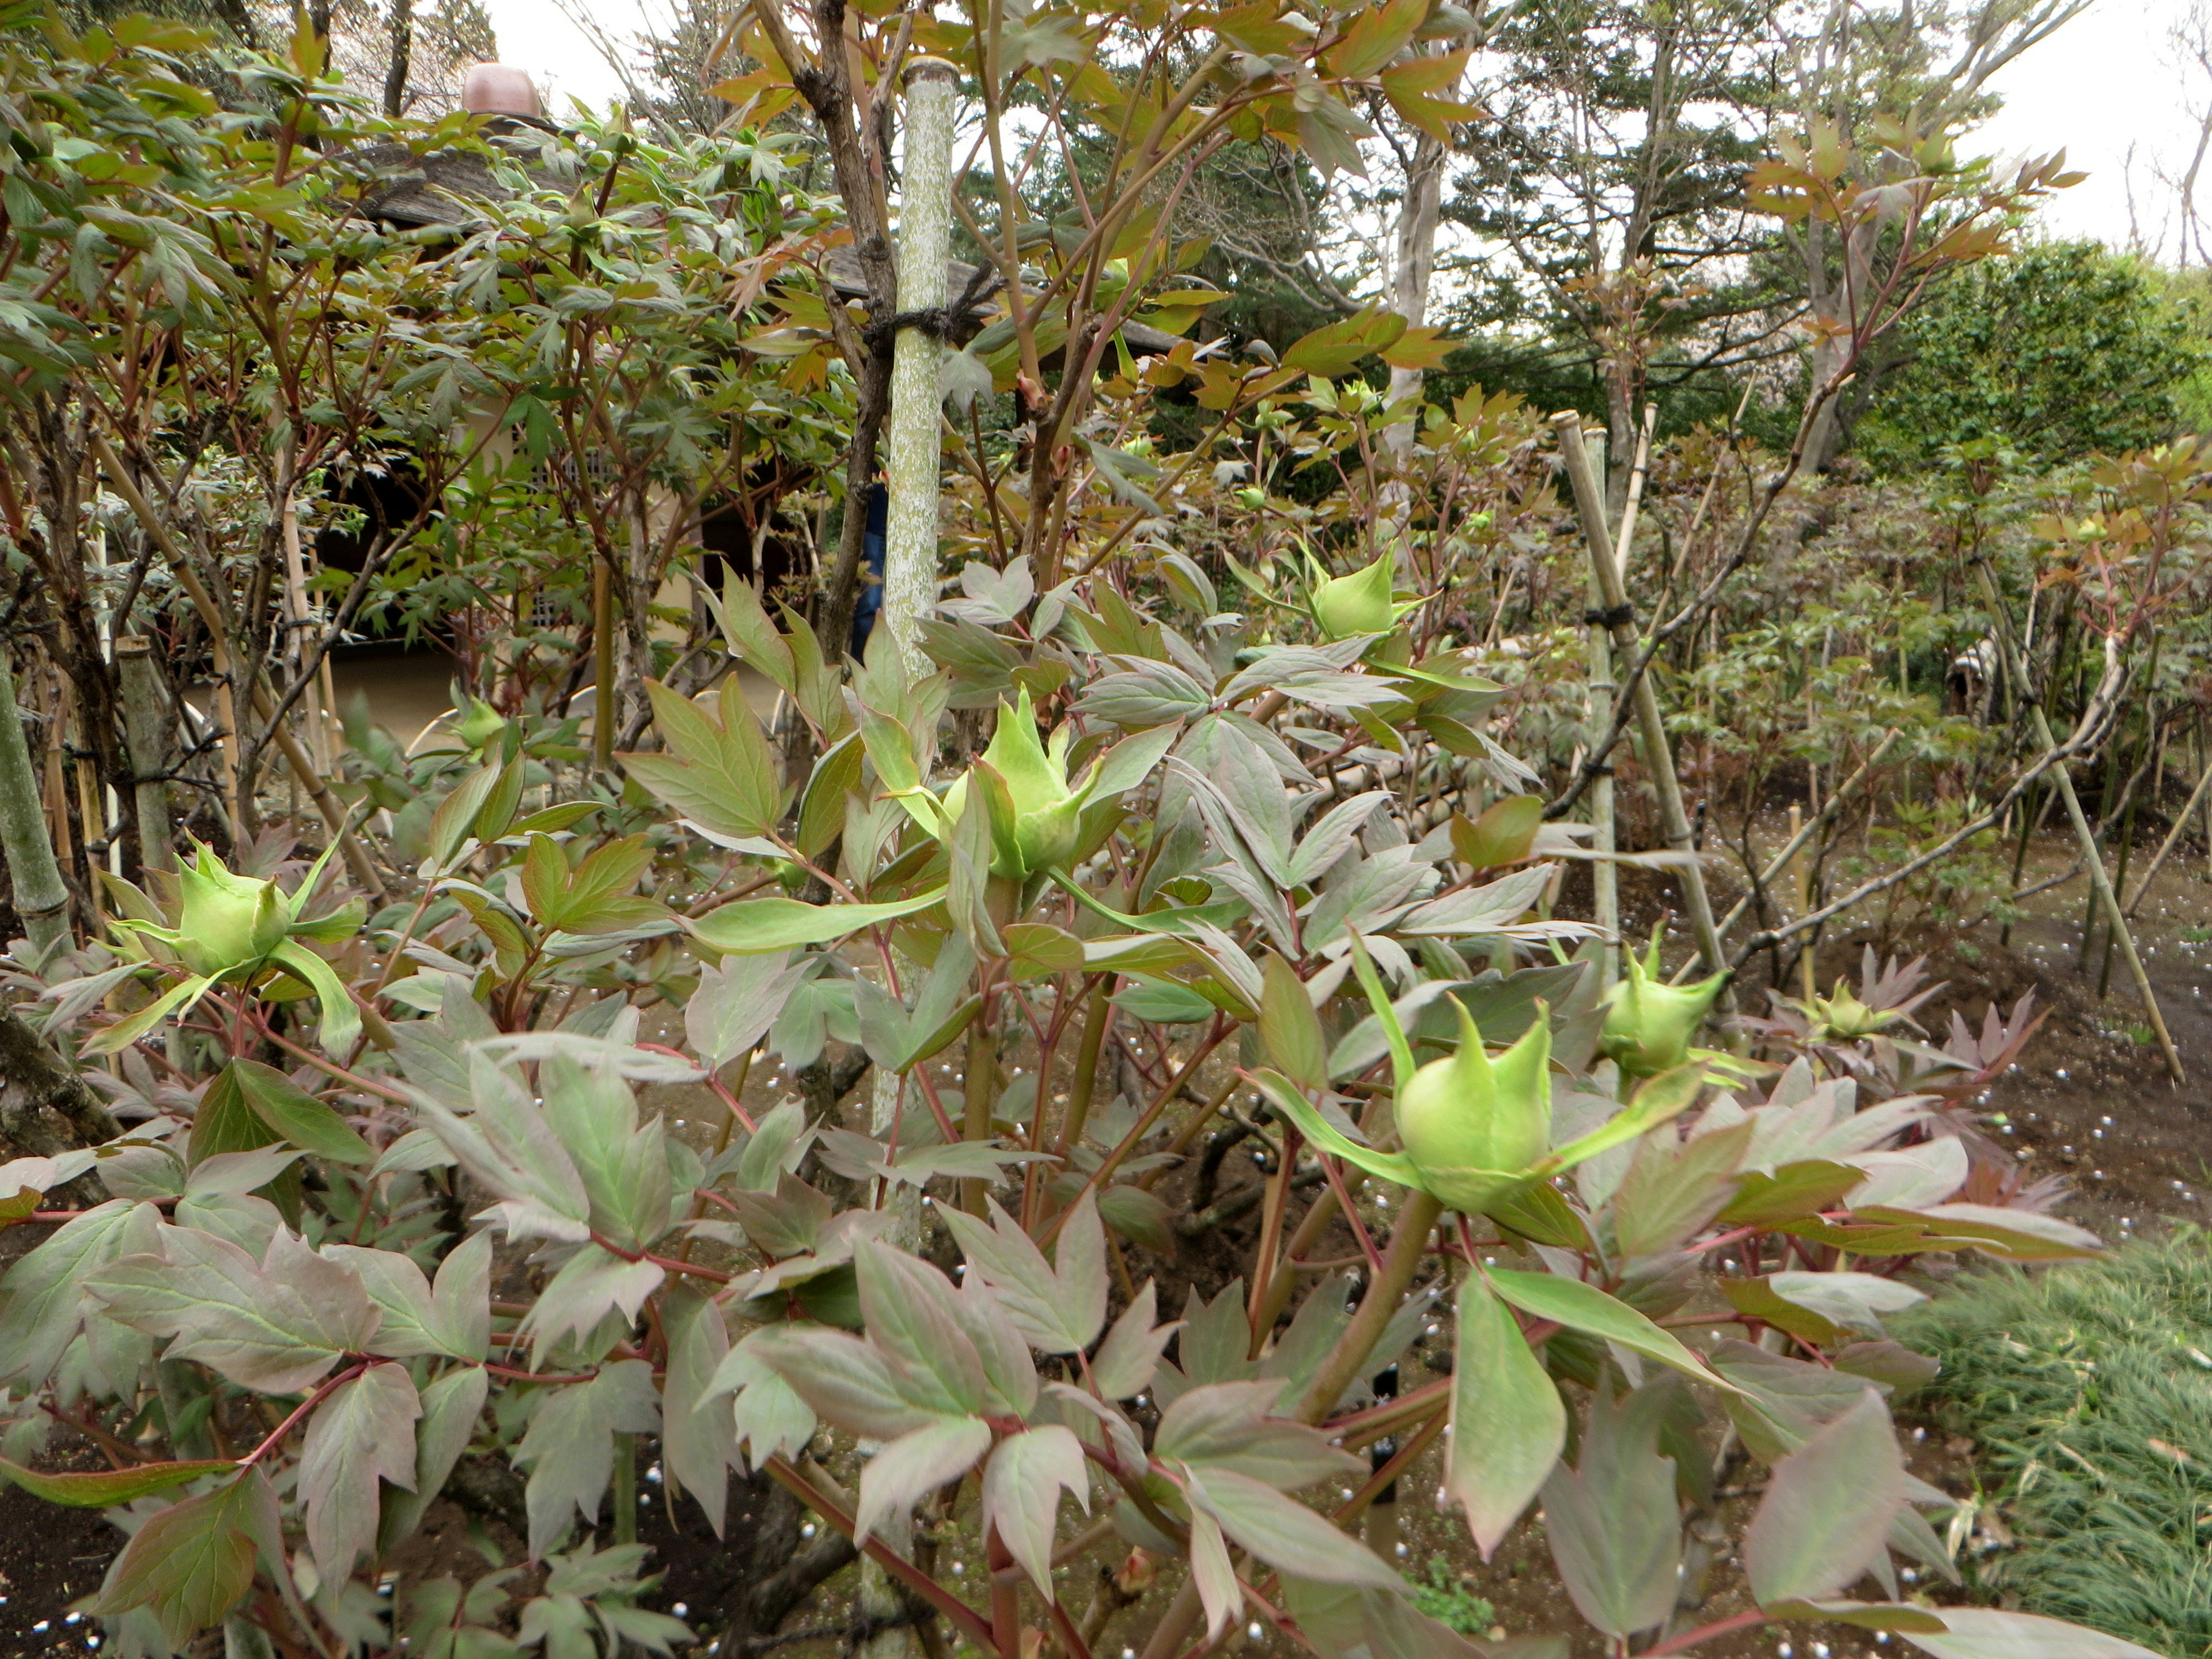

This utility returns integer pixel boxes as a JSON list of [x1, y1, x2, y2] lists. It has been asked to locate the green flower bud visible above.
[[1396, 1000, 1554, 1214], [1803, 981, 1897, 1042], [1600, 940, 1728, 1078], [1311, 555, 1398, 641], [938, 689, 1096, 878], [456, 697, 506, 753], [175, 844, 287, 979]]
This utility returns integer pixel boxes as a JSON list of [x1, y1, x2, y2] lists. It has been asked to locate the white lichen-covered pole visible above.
[[0, 647, 71, 959], [879, 56, 959, 677]]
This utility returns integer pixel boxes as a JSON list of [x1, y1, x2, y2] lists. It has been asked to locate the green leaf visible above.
[[299, 1362, 421, 1578], [1487, 1268, 1735, 1390], [982, 1425, 1090, 1597], [937, 1196, 1106, 1354], [690, 889, 948, 955], [854, 1240, 988, 1416], [1899, 1611, 2165, 1659], [1449, 796, 1542, 871], [0, 1199, 153, 1388], [380, 1366, 490, 1553], [474, 755, 528, 844], [1445, 1271, 1563, 1558], [1188, 1506, 1241, 1642], [660, 1287, 737, 1536], [1156, 1380, 1360, 1491], [1283, 306, 1405, 377], [89, 1471, 282, 1645], [1181, 1462, 1400, 1587], [1744, 1389, 1903, 1605], [0, 1455, 236, 1508], [88, 1226, 378, 1393], [1090, 1280, 1179, 1399], [430, 763, 503, 868], [1327, 0, 1425, 76], [621, 678, 782, 840], [1540, 1388, 1681, 1639], [1260, 955, 1327, 1092], [1542, 1062, 1710, 1176], [1721, 1160, 1864, 1226], [706, 572, 797, 692], [796, 733, 863, 858], [685, 951, 808, 1070], [514, 1360, 661, 1559], [854, 1415, 993, 1546], [1248, 1070, 1419, 1191], [231, 1060, 373, 1164], [747, 1323, 945, 1441]]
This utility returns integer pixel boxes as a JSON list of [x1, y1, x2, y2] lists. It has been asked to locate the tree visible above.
[[1854, 243, 2205, 469]]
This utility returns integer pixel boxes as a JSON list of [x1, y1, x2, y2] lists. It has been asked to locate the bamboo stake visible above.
[[2124, 738, 2212, 915], [0, 646, 74, 958], [276, 446, 333, 774], [1552, 415, 1730, 996], [1972, 561, 2183, 1084], [1578, 411, 1655, 989], [1789, 804, 1816, 1002], [38, 661, 71, 872], [115, 637, 173, 874]]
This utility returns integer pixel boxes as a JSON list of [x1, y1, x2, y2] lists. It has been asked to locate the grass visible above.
[[1896, 1229, 2212, 1658], [1408, 1554, 1496, 1638]]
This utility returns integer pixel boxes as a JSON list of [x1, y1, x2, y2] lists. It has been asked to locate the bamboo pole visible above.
[[1552, 415, 1731, 997], [2124, 738, 2212, 915], [0, 646, 73, 959], [1577, 410, 1656, 990], [1973, 561, 2183, 1084], [115, 638, 173, 874], [276, 446, 334, 774]]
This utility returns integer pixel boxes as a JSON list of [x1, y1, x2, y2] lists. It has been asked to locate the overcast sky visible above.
[[479, 0, 2199, 256]]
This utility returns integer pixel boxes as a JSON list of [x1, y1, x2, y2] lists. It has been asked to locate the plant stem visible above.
[[1291, 1190, 1442, 1425]]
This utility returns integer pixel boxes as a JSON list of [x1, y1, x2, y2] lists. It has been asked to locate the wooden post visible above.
[[115, 638, 174, 874], [1974, 560, 2184, 1084], [1552, 415, 1731, 995], [0, 646, 73, 959]]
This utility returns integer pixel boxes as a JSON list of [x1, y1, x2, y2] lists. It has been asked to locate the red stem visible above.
[[1645, 1610, 1770, 1656], [761, 1457, 997, 1651], [243, 1361, 367, 1467]]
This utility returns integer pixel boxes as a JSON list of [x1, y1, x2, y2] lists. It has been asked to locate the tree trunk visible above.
[[383, 0, 414, 118], [1382, 126, 1446, 454], [880, 58, 957, 672]]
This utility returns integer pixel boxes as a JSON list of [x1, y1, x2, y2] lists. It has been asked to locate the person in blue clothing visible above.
[[850, 478, 888, 660]]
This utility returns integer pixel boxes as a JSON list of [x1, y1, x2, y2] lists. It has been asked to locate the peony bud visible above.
[[174, 845, 287, 978], [1395, 1000, 1553, 1214], [1310, 554, 1398, 641], [1600, 940, 1727, 1078], [938, 689, 1096, 878]]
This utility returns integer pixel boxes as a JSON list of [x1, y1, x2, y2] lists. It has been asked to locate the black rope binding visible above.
[[1583, 603, 1635, 629]]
